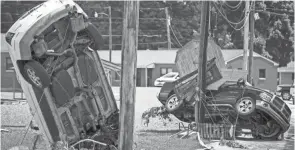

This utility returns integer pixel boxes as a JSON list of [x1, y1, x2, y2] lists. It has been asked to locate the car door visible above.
[[211, 84, 243, 105]]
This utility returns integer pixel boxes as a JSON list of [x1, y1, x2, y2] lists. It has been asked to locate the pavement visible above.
[[1, 87, 295, 150]]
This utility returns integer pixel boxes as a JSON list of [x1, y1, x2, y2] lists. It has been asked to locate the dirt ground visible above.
[[1, 87, 294, 150]]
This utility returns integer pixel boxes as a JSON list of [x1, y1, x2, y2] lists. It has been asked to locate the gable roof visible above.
[[97, 50, 177, 68], [223, 49, 279, 66], [278, 61, 294, 73]]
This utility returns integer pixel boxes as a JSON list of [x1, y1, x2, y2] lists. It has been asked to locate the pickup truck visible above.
[[5, 0, 119, 149], [157, 59, 291, 140]]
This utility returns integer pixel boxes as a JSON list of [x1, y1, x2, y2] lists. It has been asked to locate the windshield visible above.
[[162, 73, 178, 78]]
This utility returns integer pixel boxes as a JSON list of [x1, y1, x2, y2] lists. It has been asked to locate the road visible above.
[[1, 87, 294, 150]]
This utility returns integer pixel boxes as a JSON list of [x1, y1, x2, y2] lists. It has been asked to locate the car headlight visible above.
[[276, 86, 282, 92], [259, 92, 272, 102]]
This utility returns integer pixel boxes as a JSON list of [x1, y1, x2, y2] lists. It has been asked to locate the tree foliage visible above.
[[1, 1, 294, 66]]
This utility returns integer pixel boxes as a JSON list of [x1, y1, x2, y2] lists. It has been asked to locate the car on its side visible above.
[[5, 0, 119, 148], [154, 72, 179, 87], [157, 78, 291, 140]]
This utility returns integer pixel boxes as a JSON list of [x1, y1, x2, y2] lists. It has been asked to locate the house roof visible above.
[[97, 49, 279, 68], [278, 61, 294, 73], [1, 33, 9, 53], [223, 49, 279, 66], [97, 50, 177, 68]]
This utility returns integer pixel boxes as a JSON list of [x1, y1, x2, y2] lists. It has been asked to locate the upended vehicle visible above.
[[5, 0, 119, 149], [157, 61, 291, 140]]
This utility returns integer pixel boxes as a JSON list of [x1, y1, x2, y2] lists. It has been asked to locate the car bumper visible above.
[[256, 100, 290, 132]]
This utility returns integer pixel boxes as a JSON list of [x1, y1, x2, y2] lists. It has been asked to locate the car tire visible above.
[[83, 22, 104, 50], [23, 60, 50, 89], [235, 97, 255, 116], [281, 91, 291, 100], [165, 94, 183, 112]]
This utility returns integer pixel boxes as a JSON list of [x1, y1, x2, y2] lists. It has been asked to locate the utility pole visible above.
[[118, 1, 139, 150], [165, 7, 171, 50], [248, 2, 255, 83], [196, 1, 210, 125], [243, 1, 250, 71], [108, 6, 112, 62]]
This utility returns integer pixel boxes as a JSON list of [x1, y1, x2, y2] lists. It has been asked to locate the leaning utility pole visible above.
[[243, 1, 250, 71], [248, 2, 255, 83], [118, 1, 139, 150], [196, 1, 210, 125], [165, 7, 171, 50]]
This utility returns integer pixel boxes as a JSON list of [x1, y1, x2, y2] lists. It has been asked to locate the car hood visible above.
[[246, 86, 274, 95]]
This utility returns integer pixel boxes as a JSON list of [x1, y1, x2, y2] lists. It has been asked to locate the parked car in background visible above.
[[154, 72, 179, 87], [276, 83, 294, 100]]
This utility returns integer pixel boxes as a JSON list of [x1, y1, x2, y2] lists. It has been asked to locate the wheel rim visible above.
[[238, 99, 253, 114], [283, 93, 290, 100], [167, 95, 180, 110], [26, 68, 42, 87]]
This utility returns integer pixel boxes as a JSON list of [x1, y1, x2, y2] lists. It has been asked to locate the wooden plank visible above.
[[118, 1, 139, 150]]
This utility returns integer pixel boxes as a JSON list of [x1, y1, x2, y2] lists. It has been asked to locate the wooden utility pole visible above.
[[165, 7, 171, 50], [108, 6, 112, 62], [248, 2, 255, 83], [196, 1, 210, 125], [243, 1, 250, 71], [118, 1, 139, 150]]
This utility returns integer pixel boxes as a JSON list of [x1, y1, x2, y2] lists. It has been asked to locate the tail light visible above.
[[5, 32, 15, 45]]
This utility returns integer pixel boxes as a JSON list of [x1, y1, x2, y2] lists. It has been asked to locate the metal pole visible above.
[[196, 1, 210, 125], [165, 7, 171, 50], [119, 1, 139, 149], [243, 1, 250, 71], [248, 2, 255, 83], [109, 6, 112, 62]]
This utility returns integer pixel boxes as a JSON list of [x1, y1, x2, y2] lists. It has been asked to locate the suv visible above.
[[5, 0, 119, 148], [157, 63, 291, 140]]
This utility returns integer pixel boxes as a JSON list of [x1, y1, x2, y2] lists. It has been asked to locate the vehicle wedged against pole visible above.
[[157, 60, 292, 140], [5, 0, 119, 148]]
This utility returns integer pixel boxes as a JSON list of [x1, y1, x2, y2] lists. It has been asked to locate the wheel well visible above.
[[241, 93, 257, 101], [168, 90, 175, 97], [16, 60, 28, 78]]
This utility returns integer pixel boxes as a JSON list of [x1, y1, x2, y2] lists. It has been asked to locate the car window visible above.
[[163, 73, 178, 78]]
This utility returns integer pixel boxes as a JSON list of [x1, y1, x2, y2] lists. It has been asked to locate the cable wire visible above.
[[169, 25, 183, 47], [222, 0, 243, 11]]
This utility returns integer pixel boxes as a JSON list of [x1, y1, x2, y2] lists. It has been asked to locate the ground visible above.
[[1, 87, 294, 150]]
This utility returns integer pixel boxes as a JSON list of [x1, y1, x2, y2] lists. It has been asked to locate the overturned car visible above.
[[5, 0, 119, 149], [157, 59, 291, 140]]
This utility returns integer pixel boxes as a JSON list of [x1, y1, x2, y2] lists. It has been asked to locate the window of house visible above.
[[160, 68, 173, 76], [238, 68, 242, 70], [292, 73, 294, 81], [6, 57, 14, 72], [259, 69, 266, 79]]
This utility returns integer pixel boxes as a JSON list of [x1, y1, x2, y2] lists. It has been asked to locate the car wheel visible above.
[[165, 94, 183, 112], [23, 60, 50, 89], [235, 97, 255, 116], [252, 120, 282, 140], [281, 91, 291, 100]]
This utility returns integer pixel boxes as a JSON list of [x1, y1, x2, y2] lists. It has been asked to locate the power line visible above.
[[222, 0, 243, 11], [169, 25, 183, 47]]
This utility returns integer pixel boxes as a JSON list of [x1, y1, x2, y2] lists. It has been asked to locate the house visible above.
[[1, 34, 22, 92], [97, 50, 177, 87], [99, 49, 279, 91], [278, 61, 294, 85], [224, 49, 279, 92]]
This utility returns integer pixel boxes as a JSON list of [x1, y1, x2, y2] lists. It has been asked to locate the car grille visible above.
[[271, 96, 291, 120]]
